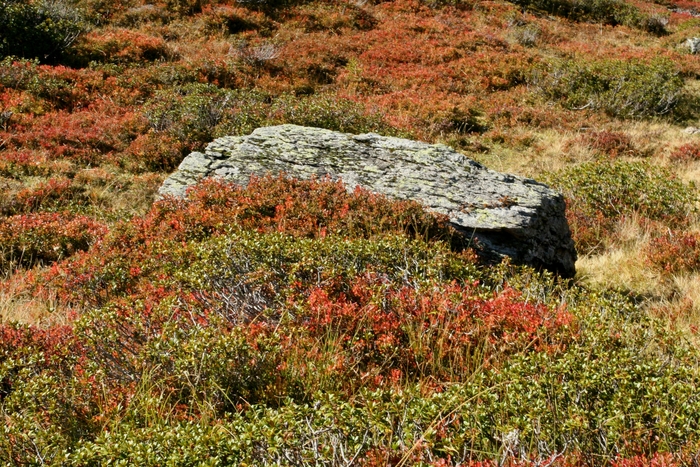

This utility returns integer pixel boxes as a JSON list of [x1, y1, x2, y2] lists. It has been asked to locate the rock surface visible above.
[[160, 124, 577, 276]]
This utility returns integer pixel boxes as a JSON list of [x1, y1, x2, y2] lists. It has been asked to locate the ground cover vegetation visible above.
[[2, 0, 700, 464]]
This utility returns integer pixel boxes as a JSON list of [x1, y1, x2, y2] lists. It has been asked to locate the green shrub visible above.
[[145, 85, 395, 143], [138, 85, 397, 171], [545, 161, 697, 253], [144, 83, 231, 146], [0, 56, 38, 88], [0, 0, 85, 61], [418, 0, 477, 9], [268, 93, 394, 135], [179, 230, 478, 311], [428, 106, 489, 136], [0, 212, 107, 271], [508, 0, 666, 33], [532, 58, 684, 119]]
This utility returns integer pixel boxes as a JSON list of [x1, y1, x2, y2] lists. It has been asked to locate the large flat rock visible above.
[[160, 124, 577, 277]]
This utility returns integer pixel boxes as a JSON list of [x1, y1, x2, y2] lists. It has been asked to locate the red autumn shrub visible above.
[[28, 65, 106, 110], [611, 452, 682, 467], [75, 29, 175, 65], [670, 1, 700, 14], [298, 274, 573, 384], [578, 130, 636, 158], [157, 176, 454, 243], [124, 132, 190, 172], [669, 143, 700, 164], [0, 212, 107, 269], [200, 5, 270, 34], [645, 230, 700, 274], [0, 324, 76, 369], [0, 149, 52, 177], [6, 105, 146, 165]]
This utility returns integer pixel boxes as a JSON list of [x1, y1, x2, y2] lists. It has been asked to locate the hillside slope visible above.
[[2, 0, 700, 464]]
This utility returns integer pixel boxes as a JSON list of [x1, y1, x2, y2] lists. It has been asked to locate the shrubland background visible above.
[[2, 0, 700, 464]]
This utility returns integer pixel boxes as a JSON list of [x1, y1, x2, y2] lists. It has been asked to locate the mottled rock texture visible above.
[[160, 124, 577, 276]]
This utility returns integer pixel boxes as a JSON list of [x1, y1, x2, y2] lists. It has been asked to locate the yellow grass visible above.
[[0, 273, 69, 327]]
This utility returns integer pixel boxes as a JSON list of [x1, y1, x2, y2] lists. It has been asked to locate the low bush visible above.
[[144, 83, 236, 146], [575, 130, 636, 158], [31, 177, 458, 307], [532, 58, 684, 120], [645, 229, 700, 274], [72, 29, 175, 65], [0, 212, 106, 270], [1, 177, 699, 464], [199, 5, 269, 35], [0, 0, 85, 61], [0, 150, 53, 178], [124, 132, 190, 172], [268, 93, 393, 135], [145, 85, 394, 142], [428, 106, 490, 136], [115, 3, 171, 26], [544, 161, 696, 253], [73, 0, 136, 25], [670, 143, 700, 163], [421, 0, 477, 8], [508, 0, 666, 33], [4, 105, 146, 166], [6, 289, 698, 465], [139, 85, 396, 171], [0, 62, 109, 111], [0, 56, 38, 89]]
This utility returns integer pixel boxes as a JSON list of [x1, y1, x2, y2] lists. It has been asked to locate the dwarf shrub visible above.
[[576, 130, 637, 158], [0, 212, 106, 270], [0, 59, 107, 110], [0, 56, 37, 88], [2, 178, 700, 464], [545, 161, 696, 253], [533, 58, 684, 119], [645, 230, 700, 274], [0, 0, 85, 61], [509, 0, 665, 33], [215, 91, 395, 137], [180, 231, 479, 312], [268, 93, 394, 136], [0, 178, 90, 216], [144, 83, 230, 145], [550, 161, 695, 223], [31, 177, 459, 308], [140, 86, 395, 171], [72, 29, 174, 65], [60, 302, 700, 464], [670, 143, 700, 163]]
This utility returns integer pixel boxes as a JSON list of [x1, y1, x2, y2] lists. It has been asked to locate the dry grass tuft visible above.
[[0, 277, 68, 327], [576, 214, 664, 296]]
